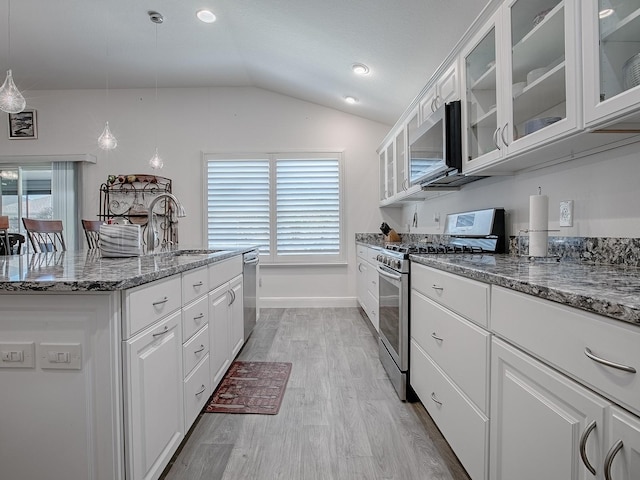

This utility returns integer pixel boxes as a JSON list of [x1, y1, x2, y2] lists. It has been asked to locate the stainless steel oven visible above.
[[377, 250, 409, 400]]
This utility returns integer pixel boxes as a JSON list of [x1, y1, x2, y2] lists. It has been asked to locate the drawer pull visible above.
[[194, 345, 205, 354], [193, 313, 205, 321], [193, 281, 204, 287], [152, 325, 169, 337], [430, 392, 442, 406], [152, 296, 169, 306], [431, 332, 444, 342], [431, 285, 443, 291], [604, 439, 623, 480], [195, 384, 206, 396], [584, 347, 637, 373], [579, 420, 597, 475]]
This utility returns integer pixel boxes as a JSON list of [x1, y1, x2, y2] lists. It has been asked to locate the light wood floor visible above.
[[162, 307, 471, 480]]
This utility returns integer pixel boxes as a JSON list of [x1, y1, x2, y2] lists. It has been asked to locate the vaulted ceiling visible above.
[[1, 0, 489, 124]]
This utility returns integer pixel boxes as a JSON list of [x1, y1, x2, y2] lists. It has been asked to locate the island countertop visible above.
[[0, 248, 254, 292], [410, 253, 640, 326]]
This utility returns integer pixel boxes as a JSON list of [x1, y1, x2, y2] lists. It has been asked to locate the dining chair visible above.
[[22, 218, 67, 253], [81, 219, 103, 249], [0, 215, 10, 255]]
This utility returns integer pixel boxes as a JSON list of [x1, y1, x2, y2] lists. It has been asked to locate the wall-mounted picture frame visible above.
[[8, 109, 37, 139]]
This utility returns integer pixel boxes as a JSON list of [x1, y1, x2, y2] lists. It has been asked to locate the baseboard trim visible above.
[[260, 297, 358, 308]]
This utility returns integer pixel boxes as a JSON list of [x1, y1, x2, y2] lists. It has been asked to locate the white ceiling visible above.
[[1, 0, 490, 125]]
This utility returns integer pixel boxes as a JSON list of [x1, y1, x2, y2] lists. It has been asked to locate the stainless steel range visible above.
[[377, 207, 505, 401]]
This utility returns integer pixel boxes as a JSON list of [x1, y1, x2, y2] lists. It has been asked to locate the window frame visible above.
[[203, 152, 345, 265]]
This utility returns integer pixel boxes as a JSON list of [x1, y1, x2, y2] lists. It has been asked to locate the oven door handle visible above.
[[378, 266, 402, 282]]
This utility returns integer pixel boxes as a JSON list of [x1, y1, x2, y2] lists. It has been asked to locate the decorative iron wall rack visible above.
[[99, 174, 178, 247]]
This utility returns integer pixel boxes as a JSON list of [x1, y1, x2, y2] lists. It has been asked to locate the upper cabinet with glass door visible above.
[[462, 0, 580, 174], [583, 0, 640, 127]]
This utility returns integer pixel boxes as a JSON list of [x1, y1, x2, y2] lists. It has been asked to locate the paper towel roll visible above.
[[529, 194, 548, 257]]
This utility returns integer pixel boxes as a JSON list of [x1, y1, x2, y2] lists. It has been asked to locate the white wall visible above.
[[0, 87, 389, 306], [391, 140, 640, 239]]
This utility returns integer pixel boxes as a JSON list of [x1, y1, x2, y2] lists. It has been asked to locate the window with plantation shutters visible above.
[[205, 153, 344, 264]]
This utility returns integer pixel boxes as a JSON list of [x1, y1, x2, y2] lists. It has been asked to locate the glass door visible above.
[[508, 0, 568, 146], [462, 15, 502, 172], [584, 0, 640, 125]]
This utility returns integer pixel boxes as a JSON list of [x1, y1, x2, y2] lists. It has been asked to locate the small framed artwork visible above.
[[8, 109, 37, 139]]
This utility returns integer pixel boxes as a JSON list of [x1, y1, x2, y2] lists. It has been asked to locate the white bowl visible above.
[[512, 82, 527, 98], [527, 67, 549, 84]]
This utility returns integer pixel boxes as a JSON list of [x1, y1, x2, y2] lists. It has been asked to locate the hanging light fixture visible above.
[[98, 1, 117, 150], [0, 0, 26, 114], [148, 11, 164, 170]]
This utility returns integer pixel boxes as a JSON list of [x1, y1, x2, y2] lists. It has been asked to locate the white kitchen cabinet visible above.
[[229, 274, 244, 358], [607, 407, 640, 479], [209, 283, 232, 389], [410, 262, 490, 479], [419, 62, 459, 123], [462, 0, 581, 175], [124, 309, 184, 480], [583, 0, 640, 127], [356, 244, 380, 331], [491, 337, 609, 480]]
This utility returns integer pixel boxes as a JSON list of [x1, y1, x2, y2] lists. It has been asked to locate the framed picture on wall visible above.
[[8, 109, 37, 139]]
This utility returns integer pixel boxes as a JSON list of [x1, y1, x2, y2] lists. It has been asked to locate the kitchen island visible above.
[[0, 248, 253, 480]]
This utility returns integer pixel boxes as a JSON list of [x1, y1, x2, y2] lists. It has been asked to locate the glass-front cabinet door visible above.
[[506, 0, 578, 151], [461, 13, 503, 172], [583, 0, 640, 126], [462, 1, 579, 174], [395, 127, 407, 195]]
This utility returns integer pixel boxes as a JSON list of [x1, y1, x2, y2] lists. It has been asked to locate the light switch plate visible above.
[[0, 342, 35, 368], [559, 200, 573, 227], [39, 343, 82, 370]]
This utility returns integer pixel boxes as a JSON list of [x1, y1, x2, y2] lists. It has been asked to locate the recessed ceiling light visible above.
[[599, 8, 614, 18], [196, 9, 216, 23], [344, 96, 358, 104], [352, 63, 370, 75]]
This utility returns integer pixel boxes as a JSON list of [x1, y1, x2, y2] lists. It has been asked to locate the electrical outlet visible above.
[[559, 200, 573, 227]]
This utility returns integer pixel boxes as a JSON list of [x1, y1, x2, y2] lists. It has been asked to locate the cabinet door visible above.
[[583, 0, 640, 126], [356, 258, 369, 311], [209, 283, 231, 389], [461, 11, 504, 172], [229, 275, 244, 359], [394, 127, 407, 195], [124, 310, 184, 480], [503, 0, 579, 154], [378, 149, 387, 202], [605, 407, 640, 480], [491, 338, 608, 480]]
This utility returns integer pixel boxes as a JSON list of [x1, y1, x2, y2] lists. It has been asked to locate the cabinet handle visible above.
[[579, 420, 597, 475], [152, 296, 169, 306], [493, 127, 502, 150], [194, 344, 205, 354], [430, 392, 442, 406], [195, 384, 206, 396], [432, 284, 444, 291], [193, 281, 204, 287], [358, 263, 364, 273], [152, 325, 169, 337], [228, 289, 236, 306], [501, 122, 510, 146], [193, 313, 205, 321], [431, 332, 444, 342], [431, 98, 437, 113], [604, 439, 623, 480], [584, 347, 637, 373]]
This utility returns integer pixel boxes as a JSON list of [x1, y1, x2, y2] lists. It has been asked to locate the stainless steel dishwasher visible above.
[[243, 249, 259, 338]]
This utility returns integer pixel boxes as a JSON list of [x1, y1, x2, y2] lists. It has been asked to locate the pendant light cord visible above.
[[7, 0, 11, 65], [154, 21, 158, 148]]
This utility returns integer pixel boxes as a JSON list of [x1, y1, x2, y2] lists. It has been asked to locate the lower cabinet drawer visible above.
[[411, 340, 488, 480], [182, 295, 209, 342], [411, 289, 490, 413], [183, 325, 210, 376], [492, 286, 640, 416], [184, 355, 211, 428], [124, 275, 182, 337]]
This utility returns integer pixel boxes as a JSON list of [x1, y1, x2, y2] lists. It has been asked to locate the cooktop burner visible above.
[[385, 242, 489, 255]]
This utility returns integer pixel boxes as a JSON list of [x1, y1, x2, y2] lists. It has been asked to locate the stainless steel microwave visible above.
[[408, 100, 464, 187]]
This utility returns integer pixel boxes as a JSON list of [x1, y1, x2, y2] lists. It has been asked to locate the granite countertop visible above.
[[410, 254, 640, 326], [0, 247, 254, 292]]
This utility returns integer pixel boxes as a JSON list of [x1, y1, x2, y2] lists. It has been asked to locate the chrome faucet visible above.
[[146, 193, 186, 253]]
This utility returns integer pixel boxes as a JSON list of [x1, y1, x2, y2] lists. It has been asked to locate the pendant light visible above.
[[148, 11, 164, 170], [98, 1, 117, 150], [0, 0, 26, 114]]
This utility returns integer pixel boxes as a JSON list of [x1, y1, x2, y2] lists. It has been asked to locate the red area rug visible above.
[[204, 361, 292, 415]]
